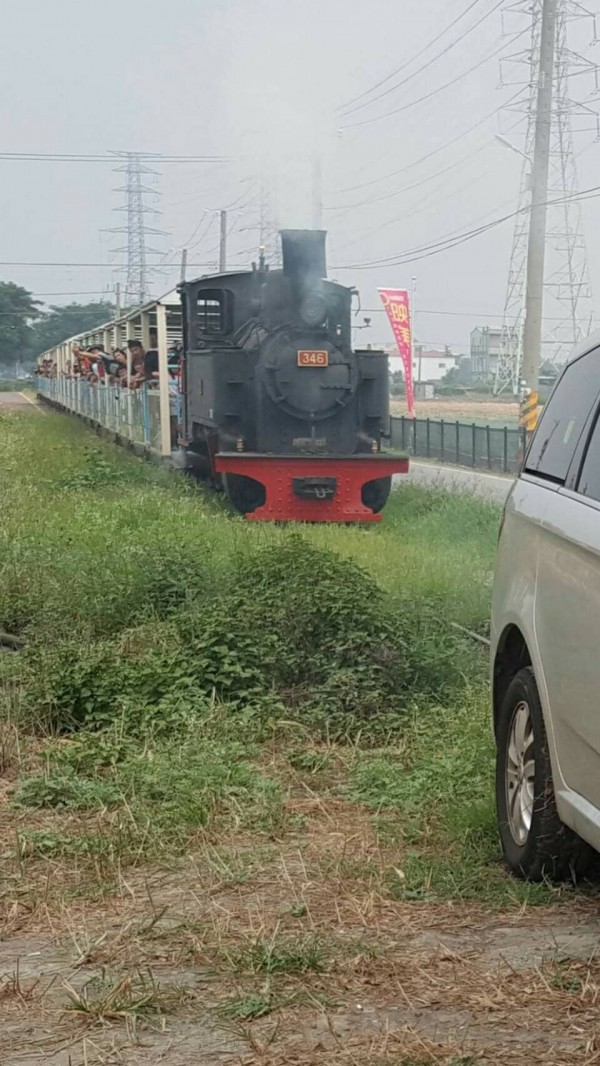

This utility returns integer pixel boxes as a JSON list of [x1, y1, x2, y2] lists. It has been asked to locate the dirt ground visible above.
[[391, 398, 519, 425], [2, 793, 600, 1066], [0, 392, 41, 411]]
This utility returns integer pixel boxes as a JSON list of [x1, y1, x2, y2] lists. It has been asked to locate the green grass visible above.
[[349, 690, 591, 906], [63, 970, 184, 1021], [0, 412, 497, 646], [226, 934, 327, 975], [13, 730, 288, 858], [0, 378, 27, 391], [1, 409, 559, 912], [216, 992, 275, 1020]]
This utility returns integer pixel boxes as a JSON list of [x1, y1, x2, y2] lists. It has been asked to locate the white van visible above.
[[491, 336, 600, 879]]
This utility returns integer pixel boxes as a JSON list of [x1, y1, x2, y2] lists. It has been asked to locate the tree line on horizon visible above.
[[0, 281, 117, 369]]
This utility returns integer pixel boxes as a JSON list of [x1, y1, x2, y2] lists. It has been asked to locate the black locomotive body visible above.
[[178, 230, 407, 521]]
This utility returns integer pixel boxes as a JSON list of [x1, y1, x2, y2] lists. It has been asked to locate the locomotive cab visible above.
[[178, 229, 408, 521]]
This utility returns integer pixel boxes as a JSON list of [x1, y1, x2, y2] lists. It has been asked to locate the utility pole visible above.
[[521, 0, 558, 392], [180, 247, 188, 283], [115, 282, 121, 319], [496, 0, 597, 395], [219, 209, 227, 273], [411, 275, 418, 386], [312, 155, 323, 229]]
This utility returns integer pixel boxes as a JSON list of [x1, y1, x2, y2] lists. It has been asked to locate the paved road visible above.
[[0, 391, 39, 410], [397, 458, 514, 504]]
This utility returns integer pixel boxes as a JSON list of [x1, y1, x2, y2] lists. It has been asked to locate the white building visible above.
[[412, 347, 458, 383]]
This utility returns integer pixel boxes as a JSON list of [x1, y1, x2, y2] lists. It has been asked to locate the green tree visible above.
[[389, 370, 405, 397], [31, 302, 115, 356], [0, 283, 42, 366]]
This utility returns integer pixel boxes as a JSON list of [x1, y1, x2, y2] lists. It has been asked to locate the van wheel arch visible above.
[[493, 625, 531, 736]]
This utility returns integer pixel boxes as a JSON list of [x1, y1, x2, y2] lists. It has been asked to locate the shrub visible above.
[[19, 537, 473, 737]]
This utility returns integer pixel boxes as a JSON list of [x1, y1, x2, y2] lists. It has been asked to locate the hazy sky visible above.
[[1, 0, 599, 356]]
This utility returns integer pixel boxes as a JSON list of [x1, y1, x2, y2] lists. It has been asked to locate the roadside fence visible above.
[[390, 416, 527, 474]]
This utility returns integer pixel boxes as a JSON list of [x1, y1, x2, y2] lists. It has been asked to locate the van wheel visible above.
[[496, 667, 592, 881]]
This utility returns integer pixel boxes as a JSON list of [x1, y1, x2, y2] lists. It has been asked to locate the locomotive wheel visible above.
[[361, 476, 392, 514], [223, 473, 266, 515]]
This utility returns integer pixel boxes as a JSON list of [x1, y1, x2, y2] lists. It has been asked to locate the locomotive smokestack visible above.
[[280, 229, 327, 281]]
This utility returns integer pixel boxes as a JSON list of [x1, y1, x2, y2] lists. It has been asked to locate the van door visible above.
[[531, 349, 600, 808]]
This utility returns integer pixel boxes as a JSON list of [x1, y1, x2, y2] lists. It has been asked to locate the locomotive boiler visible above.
[[178, 229, 408, 521]]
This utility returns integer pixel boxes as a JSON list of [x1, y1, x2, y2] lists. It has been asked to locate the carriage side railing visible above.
[[37, 376, 165, 453]]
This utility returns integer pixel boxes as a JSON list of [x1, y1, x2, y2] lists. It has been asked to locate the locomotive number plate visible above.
[[297, 349, 328, 367]]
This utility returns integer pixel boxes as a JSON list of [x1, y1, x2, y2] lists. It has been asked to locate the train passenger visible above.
[[102, 348, 127, 382], [144, 347, 159, 379], [87, 345, 109, 384], [126, 340, 147, 388]]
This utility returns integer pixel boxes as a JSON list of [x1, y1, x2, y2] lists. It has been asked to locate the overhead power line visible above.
[[0, 299, 573, 323], [0, 260, 218, 268], [332, 181, 600, 270], [342, 26, 530, 129], [328, 142, 491, 213], [0, 152, 227, 163], [7, 180, 600, 275], [331, 110, 527, 255], [31, 290, 116, 297], [333, 86, 527, 195], [359, 306, 577, 321], [341, 0, 505, 117], [338, 0, 485, 112]]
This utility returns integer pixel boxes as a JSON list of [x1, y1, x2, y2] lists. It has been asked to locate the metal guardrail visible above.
[[390, 416, 527, 474]]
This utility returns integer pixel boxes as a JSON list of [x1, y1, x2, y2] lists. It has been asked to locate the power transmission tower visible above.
[[109, 151, 168, 307], [495, 0, 598, 395]]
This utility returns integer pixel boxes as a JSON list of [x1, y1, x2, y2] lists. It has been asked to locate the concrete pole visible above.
[[219, 210, 227, 273], [156, 302, 171, 457], [411, 275, 417, 400], [521, 0, 558, 393], [312, 154, 323, 229], [180, 248, 188, 283]]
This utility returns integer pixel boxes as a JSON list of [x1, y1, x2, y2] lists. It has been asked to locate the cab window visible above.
[[196, 289, 231, 335]]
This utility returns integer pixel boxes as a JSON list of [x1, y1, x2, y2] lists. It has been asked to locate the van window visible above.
[[525, 349, 600, 482], [577, 408, 600, 501]]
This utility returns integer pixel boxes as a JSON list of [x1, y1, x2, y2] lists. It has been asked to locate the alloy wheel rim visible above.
[[505, 700, 535, 846]]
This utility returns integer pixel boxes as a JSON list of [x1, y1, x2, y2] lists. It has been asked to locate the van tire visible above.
[[496, 666, 592, 881]]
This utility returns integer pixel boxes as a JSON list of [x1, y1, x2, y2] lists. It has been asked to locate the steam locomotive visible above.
[[178, 230, 407, 521]]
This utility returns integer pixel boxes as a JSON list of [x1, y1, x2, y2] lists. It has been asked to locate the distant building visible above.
[[412, 346, 459, 383], [470, 326, 519, 384]]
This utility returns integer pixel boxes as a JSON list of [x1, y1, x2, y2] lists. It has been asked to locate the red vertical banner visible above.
[[378, 288, 415, 418]]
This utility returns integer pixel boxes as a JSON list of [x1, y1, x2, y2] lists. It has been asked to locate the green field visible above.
[[0, 377, 27, 391], [0, 412, 560, 904], [2, 410, 594, 1065]]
